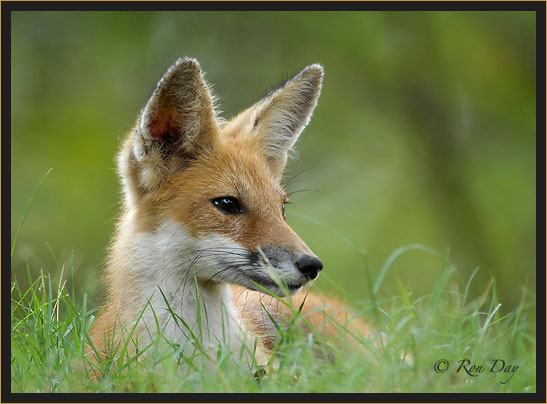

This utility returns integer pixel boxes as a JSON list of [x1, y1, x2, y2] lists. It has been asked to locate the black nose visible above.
[[295, 255, 323, 280]]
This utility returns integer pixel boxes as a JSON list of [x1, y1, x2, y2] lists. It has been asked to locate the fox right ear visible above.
[[249, 64, 323, 177], [129, 57, 219, 190]]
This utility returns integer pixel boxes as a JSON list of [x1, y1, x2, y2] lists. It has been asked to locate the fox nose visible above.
[[295, 255, 323, 280]]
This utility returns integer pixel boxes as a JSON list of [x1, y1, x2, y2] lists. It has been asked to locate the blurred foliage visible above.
[[11, 11, 536, 311]]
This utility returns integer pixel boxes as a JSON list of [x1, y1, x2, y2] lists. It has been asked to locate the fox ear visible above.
[[130, 57, 219, 190], [251, 64, 323, 176]]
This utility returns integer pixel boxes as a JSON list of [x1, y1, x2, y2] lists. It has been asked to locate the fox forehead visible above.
[[167, 138, 285, 201]]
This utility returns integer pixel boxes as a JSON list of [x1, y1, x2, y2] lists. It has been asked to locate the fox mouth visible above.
[[244, 273, 309, 296], [202, 258, 308, 294]]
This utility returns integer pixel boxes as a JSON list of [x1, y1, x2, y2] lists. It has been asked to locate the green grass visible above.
[[10, 173, 536, 393], [11, 245, 536, 393]]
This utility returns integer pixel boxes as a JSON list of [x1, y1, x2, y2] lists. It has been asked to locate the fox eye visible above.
[[211, 196, 243, 215], [282, 204, 286, 220]]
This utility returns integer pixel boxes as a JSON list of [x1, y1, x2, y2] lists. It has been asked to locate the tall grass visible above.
[[11, 248, 536, 393]]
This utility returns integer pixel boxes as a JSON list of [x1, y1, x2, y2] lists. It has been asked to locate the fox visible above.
[[88, 57, 369, 371]]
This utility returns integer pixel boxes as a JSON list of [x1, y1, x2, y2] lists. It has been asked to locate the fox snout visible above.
[[260, 247, 323, 280], [250, 246, 323, 294]]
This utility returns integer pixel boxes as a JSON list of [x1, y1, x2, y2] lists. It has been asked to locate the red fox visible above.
[[89, 57, 368, 369]]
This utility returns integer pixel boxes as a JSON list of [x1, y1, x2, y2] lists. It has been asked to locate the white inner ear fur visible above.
[[133, 141, 174, 191]]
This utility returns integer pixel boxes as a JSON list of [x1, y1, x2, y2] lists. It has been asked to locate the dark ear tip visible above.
[[307, 63, 324, 73], [303, 63, 324, 75], [299, 64, 324, 85], [153, 57, 202, 95], [171, 56, 202, 74]]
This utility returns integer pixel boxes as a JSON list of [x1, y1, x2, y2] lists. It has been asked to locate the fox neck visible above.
[[107, 214, 247, 354]]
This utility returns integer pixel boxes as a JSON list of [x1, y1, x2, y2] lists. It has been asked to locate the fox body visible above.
[[89, 58, 367, 366]]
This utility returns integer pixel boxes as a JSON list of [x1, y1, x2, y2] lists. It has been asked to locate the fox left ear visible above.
[[250, 64, 323, 176], [129, 57, 219, 191]]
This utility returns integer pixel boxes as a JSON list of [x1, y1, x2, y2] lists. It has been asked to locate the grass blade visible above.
[[373, 243, 439, 295], [11, 168, 53, 259]]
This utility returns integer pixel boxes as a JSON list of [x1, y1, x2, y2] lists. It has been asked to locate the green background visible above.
[[11, 11, 536, 311]]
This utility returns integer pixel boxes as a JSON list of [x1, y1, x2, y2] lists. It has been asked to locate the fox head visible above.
[[118, 57, 323, 296]]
